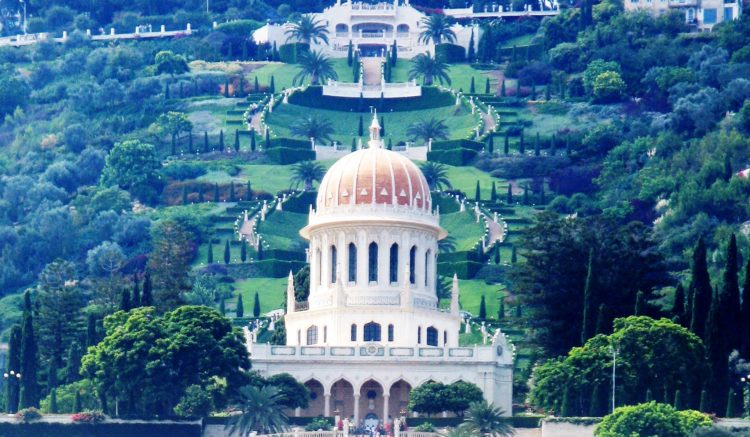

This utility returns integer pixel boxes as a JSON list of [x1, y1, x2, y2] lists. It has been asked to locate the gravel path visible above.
[[361, 57, 383, 86]]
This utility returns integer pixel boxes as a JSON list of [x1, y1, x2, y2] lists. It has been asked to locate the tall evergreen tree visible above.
[[487, 135, 494, 154], [236, 294, 244, 318], [511, 245, 517, 263], [351, 137, 357, 152], [634, 290, 646, 316], [468, 28, 476, 62], [219, 129, 224, 150], [498, 299, 505, 319], [391, 40, 397, 65], [741, 256, 750, 357], [220, 297, 226, 315], [506, 185, 512, 204], [86, 314, 97, 349], [208, 242, 214, 264], [689, 238, 712, 339], [673, 389, 684, 410], [494, 244, 500, 264], [203, 131, 209, 153], [491, 181, 497, 202], [265, 129, 270, 150], [253, 292, 261, 318], [64, 343, 82, 384], [358, 115, 364, 137], [49, 388, 58, 413], [6, 324, 21, 413], [254, 76, 259, 93], [534, 133, 540, 156], [470, 77, 476, 94], [47, 359, 58, 393], [269, 76, 275, 93], [724, 234, 741, 351], [141, 272, 153, 307], [20, 291, 39, 408], [120, 288, 131, 311], [224, 240, 231, 264], [475, 180, 481, 201], [500, 79, 506, 97], [380, 116, 385, 137], [595, 303, 607, 334], [485, 77, 490, 94], [347, 40, 353, 66], [182, 186, 188, 205], [479, 295, 487, 319], [581, 249, 596, 344], [132, 275, 141, 307], [234, 129, 240, 152], [241, 240, 247, 263], [250, 129, 257, 151], [672, 283, 686, 325]]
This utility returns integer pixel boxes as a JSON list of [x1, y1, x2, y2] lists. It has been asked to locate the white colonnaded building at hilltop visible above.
[[253, 0, 478, 58], [248, 114, 513, 427]]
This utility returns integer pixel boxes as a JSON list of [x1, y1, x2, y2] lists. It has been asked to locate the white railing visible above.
[[263, 432, 437, 437]]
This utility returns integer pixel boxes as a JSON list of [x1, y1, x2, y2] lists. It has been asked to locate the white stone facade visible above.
[[248, 115, 513, 422], [252, 0, 478, 59], [623, 0, 741, 30]]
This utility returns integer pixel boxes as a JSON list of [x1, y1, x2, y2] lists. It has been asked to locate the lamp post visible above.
[[3, 370, 21, 413]]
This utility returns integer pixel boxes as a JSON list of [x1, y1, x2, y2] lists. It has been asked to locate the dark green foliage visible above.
[[351, 137, 356, 152], [742, 255, 750, 357], [485, 77, 490, 94], [358, 115, 363, 137], [511, 246, 517, 263], [20, 292, 39, 408], [219, 130, 224, 151], [250, 129, 257, 151], [240, 240, 247, 263], [219, 297, 226, 316], [507, 185, 512, 204], [207, 243, 214, 264], [435, 43, 466, 63], [387, 138, 392, 150], [224, 79, 229, 98], [468, 29, 476, 62], [498, 299, 505, 319], [347, 40, 353, 66], [475, 180, 480, 201], [229, 181, 235, 202], [73, 390, 81, 413], [534, 133, 540, 156], [487, 135, 494, 154], [120, 288, 131, 311], [86, 315, 97, 349], [236, 294, 244, 318], [560, 385, 573, 416], [188, 131, 194, 153], [264, 129, 270, 150], [254, 76, 259, 93], [699, 390, 708, 412], [224, 240, 230, 265], [269, 76, 275, 93], [470, 77, 476, 94], [491, 181, 497, 201], [672, 283, 686, 326], [203, 131, 209, 153], [141, 272, 153, 307], [673, 389, 683, 410], [634, 290, 646, 316], [595, 304, 607, 334], [479, 295, 487, 319], [6, 324, 21, 413], [581, 249, 596, 344], [589, 382, 607, 417], [253, 292, 260, 318], [234, 129, 240, 152], [690, 240, 712, 339], [725, 389, 738, 417], [64, 343, 82, 385], [501, 80, 506, 97]]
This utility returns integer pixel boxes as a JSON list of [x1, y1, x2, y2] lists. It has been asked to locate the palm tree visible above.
[[408, 52, 451, 86], [407, 118, 450, 145], [290, 116, 335, 143], [418, 14, 457, 46], [285, 14, 329, 45], [226, 385, 289, 436], [293, 50, 338, 85], [438, 236, 457, 254], [420, 161, 452, 191], [461, 401, 515, 437], [291, 161, 326, 191]]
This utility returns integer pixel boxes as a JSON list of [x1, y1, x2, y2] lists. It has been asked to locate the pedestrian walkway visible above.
[[361, 58, 383, 86]]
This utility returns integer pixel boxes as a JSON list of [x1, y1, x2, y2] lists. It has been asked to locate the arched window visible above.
[[417, 327, 422, 344], [425, 250, 431, 287], [351, 324, 357, 341], [426, 327, 438, 346], [364, 322, 381, 342], [389, 243, 399, 283], [331, 245, 337, 283], [307, 325, 318, 345], [316, 249, 322, 285], [368, 242, 378, 282], [409, 246, 416, 284], [388, 324, 394, 342], [348, 243, 357, 283]]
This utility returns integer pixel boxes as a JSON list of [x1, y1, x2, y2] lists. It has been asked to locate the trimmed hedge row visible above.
[[0, 422, 202, 437], [278, 42, 310, 63], [438, 250, 482, 263], [497, 43, 545, 61], [264, 248, 307, 262], [437, 260, 483, 279], [287, 86, 454, 111], [266, 147, 315, 164], [284, 191, 318, 213], [254, 259, 307, 277], [435, 43, 466, 63], [431, 139, 483, 152], [427, 148, 478, 166], [432, 194, 460, 214], [268, 137, 311, 150]]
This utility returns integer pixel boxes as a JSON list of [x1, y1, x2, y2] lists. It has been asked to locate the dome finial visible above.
[[368, 110, 382, 148]]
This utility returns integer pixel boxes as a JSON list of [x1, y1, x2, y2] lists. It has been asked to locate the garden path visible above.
[[361, 57, 383, 86], [484, 212, 506, 245]]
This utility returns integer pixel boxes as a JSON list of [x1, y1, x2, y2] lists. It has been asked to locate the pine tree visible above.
[[265, 129, 270, 150], [207, 242, 214, 264], [504, 133, 509, 155], [485, 77, 490, 94], [141, 272, 153, 307], [511, 246, 517, 263], [479, 295, 487, 319], [595, 303, 607, 334], [475, 180, 481, 201], [219, 129, 224, 151], [358, 115, 364, 137], [247, 181, 252, 199], [20, 291, 39, 408], [347, 40, 353, 66], [690, 238, 712, 339], [498, 299, 505, 319], [634, 291, 646, 316], [506, 185, 513, 204], [253, 292, 261, 318], [672, 283, 686, 326], [581, 249, 596, 344], [6, 324, 21, 413], [387, 138, 392, 150], [723, 234, 741, 351], [73, 390, 81, 413], [234, 129, 240, 152], [491, 181, 497, 201], [224, 79, 229, 98], [224, 240, 231, 264], [391, 40, 398, 65], [236, 294, 244, 318], [468, 29, 476, 62], [741, 256, 750, 357], [500, 80, 506, 97], [120, 288, 131, 311], [487, 135, 494, 154], [203, 131, 209, 153], [470, 77, 476, 94], [269, 76, 275, 93], [220, 297, 226, 315], [380, 116, 385, 136], [250, 129, 257, 151]]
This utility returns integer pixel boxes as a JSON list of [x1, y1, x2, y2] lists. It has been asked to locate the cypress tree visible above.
[[73, 390, 81, 413], [220, 297, 226, 315], [250, 129, 257, 151], [380, 116, 385, 137], [479, 295, 487, 319], [741, 256, 750, 357], [689, 238, 712, 339], [491, 181, 497, 201], [269, 76, 275, 93], [219, 129, 224, 151], [358, 115, 364, 137], [494, 244, 500, 264], [247, 181, 252, 199], [236, 294, 244, 318], [265, 129, 270, 150], [86, 314, 97, 349], [253, 292, 261, 318], [6, 324, 21, 413], [391, 40, 397, 65], [470, 77, 476, 94], [634, 290, 646, 316], [500, 79, 506, 97], [387, 138, 392, 150], [724, 234, 742, 351], [534, 133, 540, 156], [485, 77, 490, 94], [504, 134, 509, 155], [203, 131, 209, 153], [120, 288, 131, 311], [511, 246, 517, 263], [224, 240, 230, 264], [506, 185, 512, 204], [595, 303, 607, 334], [49, 389, 58, 413], [241, 239, 247, 263], [581, 249, 596, 344], [234, 129, 240, 152], [214, 183, 220, 202], [208, 242, 214, 264], [561, 385, 572, 416], [188, 131, 194, 153], [64, 343, 82, 384], [498, 299, 505, 319], [351, 137, 357, 152], [475, 180, 480, 201], [488, 135, 494, 154], [672, 283, 686, 326], [254, 76, 259, 93], [141, 272, 153, 307], [230, 181, 235, 202], [20, 291, 39, 408], [468, 29, 476, 62], [47, 359, 58, 392], [347, 40, 353, 66]]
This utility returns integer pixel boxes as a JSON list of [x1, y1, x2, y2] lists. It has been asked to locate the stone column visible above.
[[354, 394, 361, 424], [324, 393, 331, 417], [383, 394, 390, 422]]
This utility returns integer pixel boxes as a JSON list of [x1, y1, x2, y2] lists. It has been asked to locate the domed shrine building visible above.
[[248, 115, 513, 425]]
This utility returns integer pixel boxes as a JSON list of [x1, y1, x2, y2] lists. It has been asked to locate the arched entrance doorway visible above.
[[301, 379, 325, 417], [331, 379, 355, 420], [388, 379, 412, 421], [358, 379, 384, 426]]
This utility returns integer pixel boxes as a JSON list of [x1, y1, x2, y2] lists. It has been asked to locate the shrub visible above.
[[278, 43, 310, 63], [305, 417, 332, 431], [435, 43, 466, 63], [414, 422, 435, 432], [15, 408, 42, 423], [160, 161, 207, 180], [595, 402, 710, 437], [71, 411, 107, 424], [427, 148, 478, 166], [174, 385, 214, 418], [265, 146, 315, 164]]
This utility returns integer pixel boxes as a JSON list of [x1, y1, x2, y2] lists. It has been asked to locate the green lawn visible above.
[[238, 163, 331, 195], [441, 211, 484, 251], [246, 59, 353, 91], [257, 210, 308, 251], [444, 165, 508, 199], [390, 60, 499, 95], [457, 278, 506, 317], [265, 102, 479, 145], [233, 277, 287, 315]]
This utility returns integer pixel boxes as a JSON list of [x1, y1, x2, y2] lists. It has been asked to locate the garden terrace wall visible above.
[[288, 86, 454, 111], [0, 421, 201, 437]]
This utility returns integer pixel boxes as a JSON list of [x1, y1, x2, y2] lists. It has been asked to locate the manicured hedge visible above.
[[284, 191, 318, 213], [435, 43, 466, 63], [438, 250, 482, 264], [253, 259, 307, 277], [437, 260, 483, 279], [497, 44, 545, 61], [265, 146, 315, 164], [0, 422, 201, 437], [278, 42, 310, 63], [427, 148, 478, 166], [268, 137, 311, 151], [264, 249, 306, 262], [287, 86, 454, 111], [431, 139, 483, 152], [432, 194, 460, 214]]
